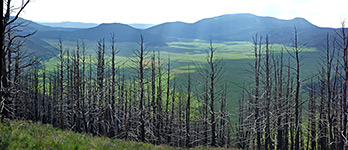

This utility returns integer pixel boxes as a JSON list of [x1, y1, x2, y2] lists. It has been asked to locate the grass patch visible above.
[[166, 40, 316, 62], [0, 119, 234, 150]]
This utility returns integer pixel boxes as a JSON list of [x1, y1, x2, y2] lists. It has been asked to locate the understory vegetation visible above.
[[0, 119, 232, 150]]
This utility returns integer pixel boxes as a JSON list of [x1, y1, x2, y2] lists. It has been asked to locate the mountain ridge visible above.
[[38, 21, 99, 29], [15, 13, 341, 59]]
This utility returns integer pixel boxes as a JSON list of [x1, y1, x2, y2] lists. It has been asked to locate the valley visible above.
[[2, 9, 344, 149]]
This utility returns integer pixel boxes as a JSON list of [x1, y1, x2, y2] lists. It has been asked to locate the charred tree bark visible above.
[[135, 35, 146, 142], [293, 28, 301, 150], [277, 50, 284, 150], [165, 57, 171, 143], [58, 39, 64, 129], [253, 34, 262, 150], [208, 40, 217, 147], [309, 79, 316, 150], [42, 66, 46, 124], [111, 33, 117, 137], [157, 51, 163, 144], [186, 70, 191, 148], [265, 35, 272, 150], [341, 22, 348, 149], [1, 0, 31, 120], [151, 50, 157, 143], [169, 79, 176, 146]]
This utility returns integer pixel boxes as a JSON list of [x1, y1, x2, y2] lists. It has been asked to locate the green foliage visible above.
[[166, 40, 315, 62], [41, 39, 317, 74], [38, 39, 319, 122], [0, 120, 234, 150], [0, 120, 11, 150]]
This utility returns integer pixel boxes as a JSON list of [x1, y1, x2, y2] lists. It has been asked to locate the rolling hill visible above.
[[17, 13, 339, 59], [143, 13, 332, 46]]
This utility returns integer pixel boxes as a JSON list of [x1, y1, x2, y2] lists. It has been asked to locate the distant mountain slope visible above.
[[144, 13, 332, 47], [16, 13, 342, 59], [39, 21, 99, 29], [35, 13, 337, 47], [37, 23, 141, 41], [36, 22, 174, 46], [8, 18, 61, 59], [15, 18, 79, 32]]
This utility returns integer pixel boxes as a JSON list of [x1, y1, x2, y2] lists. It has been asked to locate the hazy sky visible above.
[[16, 0, 348, 28]]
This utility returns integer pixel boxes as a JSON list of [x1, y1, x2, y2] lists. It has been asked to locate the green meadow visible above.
[[41, 39, 320, 115]]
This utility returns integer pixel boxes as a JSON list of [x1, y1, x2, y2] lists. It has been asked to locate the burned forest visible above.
[[2, 0, 348, 149]]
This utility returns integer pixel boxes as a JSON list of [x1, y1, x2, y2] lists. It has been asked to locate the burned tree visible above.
[[1, 0, 33, 119], [132, 35, 147, 142]]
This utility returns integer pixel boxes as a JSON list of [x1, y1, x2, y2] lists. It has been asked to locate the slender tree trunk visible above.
[[219, 83, 227, 147], [319, 77, 328, 150], [0, 0, 8, 120], [253, 34, 262, 150], [341, 23, 348, 150], [204, 79, 209, 146], [151, 50, 157, 143], [325, 34, 333, 150], [165, 57, 171, 143], [309, 79, 316, 150], [42, 67, 46, 124], [286, 58, 291, 150], [75, 41, 81, 133], [138, 36, 146, 142], [265, 35, 272, 150], [294, 28, 301, 150], [157, 51, 163, 144], [111, 33, 117, 137], [169, 79, 176, 146], [277, 50, 284, 150], [88, 55, 93, 133], [34, 66, 39, 121], [209, 40, 217, 147], [186, 70, 191, 148], [58, 39, 64, 129], [82, 42, 87, 133], [97, 39, 105, 135]]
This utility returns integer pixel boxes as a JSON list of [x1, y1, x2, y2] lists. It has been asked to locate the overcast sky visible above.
[[16, 0, 348, 28]]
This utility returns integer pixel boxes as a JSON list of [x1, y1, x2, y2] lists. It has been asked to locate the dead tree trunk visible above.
[[134, 35, 146, 142], [58, 39, 64, 129], [186, 69, 191, 148], [265, 35, 272, 150], [208, 40, 217, 147]]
